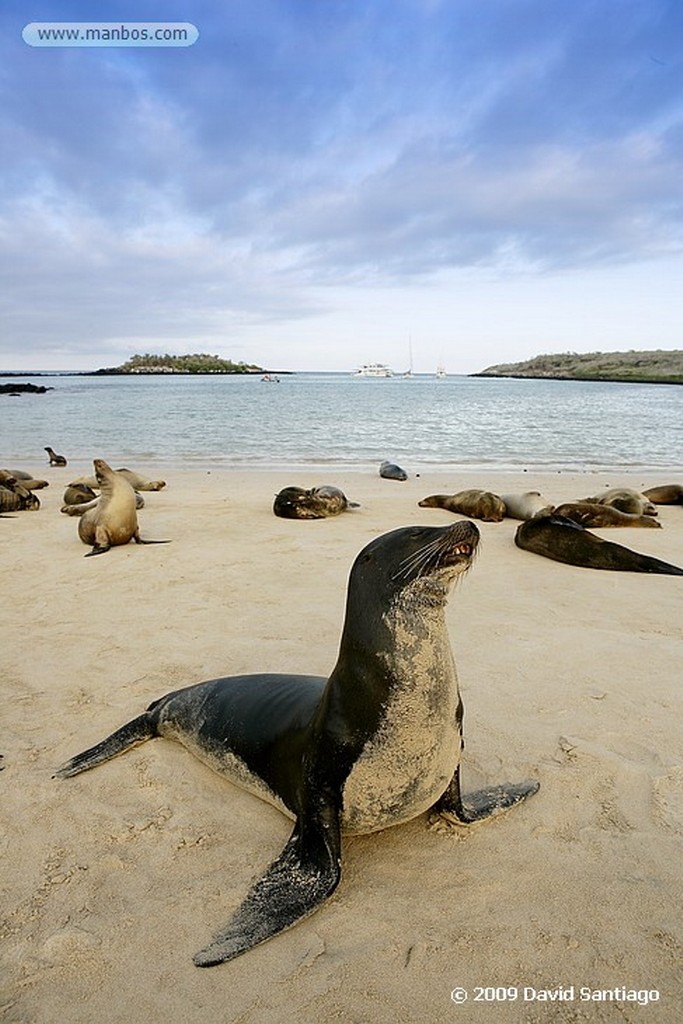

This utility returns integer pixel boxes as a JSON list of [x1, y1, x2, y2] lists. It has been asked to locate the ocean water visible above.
[[1, 372, 681, 472]]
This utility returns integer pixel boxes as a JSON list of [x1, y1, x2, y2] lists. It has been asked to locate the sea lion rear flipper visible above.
[[193, 805, 341, 967], [433, 766, 539, 825]]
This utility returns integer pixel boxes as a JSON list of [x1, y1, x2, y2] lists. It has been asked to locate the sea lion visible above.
[[69, 469, 165, 491], [63, 483, 98, 506], [0, 472, 41, 511], [55, 520, 538, 967], [500, 491, 554, 521], [0, 482, 40, 512], [44, 446, 67, 466], [582, 487, 657, 517], [76, 459, 167, 555], [115, 469, 166, 491], [379, 460, 408, 481], [1, 470, 49, 489], [515, 515, 683, 574], [642, 484, 683, 505], [553, 502, 661, 529], [273, 485, 360, 519], [419, 489, 506, 523]]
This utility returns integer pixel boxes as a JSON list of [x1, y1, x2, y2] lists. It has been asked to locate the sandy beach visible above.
[[2, 465, 681, 1023]]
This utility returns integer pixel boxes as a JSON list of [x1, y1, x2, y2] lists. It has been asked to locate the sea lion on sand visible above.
[[44, 446, 67, 466], [76, 459, 167, 555], [379, 460, 408, 481], [642, 484, 683, 505], [419, 489, 506, 523], [115, 469, 166, 491], [500, 491, 554, 521], [553, 502, 661, 529], [0, 481, 40, 512], [63, 483, 98, 506], [515, 515, 683, 574], [583, 487, 657, 517], [273, 485, 360, 519], [1, 470, 49, 489], [56, 520, 538, 966]]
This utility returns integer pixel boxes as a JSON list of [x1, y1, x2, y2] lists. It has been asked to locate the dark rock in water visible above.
[[0, 382, 53, 395]]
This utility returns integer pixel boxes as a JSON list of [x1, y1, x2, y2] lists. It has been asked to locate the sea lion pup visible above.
[[273, 485, 360, 519], [44, 446, 67, 466], [379, 460, 408, 481], [1, 469, 49, 489], [55, 520, 538, 966], [642, 484, 683, 505], [515, 515, 683, 574], [419, 489, 506, 523], [553, 502, 662, 529], [500, 491, 554, 521], [583, 487, 657, 517], [76, 459, 167, 555]]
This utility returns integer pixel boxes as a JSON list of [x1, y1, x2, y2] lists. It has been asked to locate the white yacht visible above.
[[352, 363, 394, 377]]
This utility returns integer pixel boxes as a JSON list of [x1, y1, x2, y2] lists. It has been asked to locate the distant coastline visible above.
[[471, 349, 683, 385]]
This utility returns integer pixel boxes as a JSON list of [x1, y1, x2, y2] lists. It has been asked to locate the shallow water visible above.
[[1, 372, 681, 471]]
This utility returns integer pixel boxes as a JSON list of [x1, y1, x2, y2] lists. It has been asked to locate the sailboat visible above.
[[435, 363, 447, 379], [402, 337, 414, 378]]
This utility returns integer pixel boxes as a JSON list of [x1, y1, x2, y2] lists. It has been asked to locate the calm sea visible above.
[[1, 372, 681, 472]]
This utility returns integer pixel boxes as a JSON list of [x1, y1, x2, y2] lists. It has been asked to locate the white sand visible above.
[[2, 466, 681, 1023]]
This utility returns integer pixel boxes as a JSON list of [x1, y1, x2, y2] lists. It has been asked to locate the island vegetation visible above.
[[93, 353, 266, 375], [472, 349, 683, 385]]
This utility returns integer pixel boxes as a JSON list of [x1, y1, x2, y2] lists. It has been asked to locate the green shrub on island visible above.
[[95, 353, 264, 374], [474, 349, 683, 384]]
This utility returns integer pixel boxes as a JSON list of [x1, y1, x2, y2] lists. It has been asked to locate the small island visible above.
[[93, 353, 266, 375], [472, 349, 683, 385]]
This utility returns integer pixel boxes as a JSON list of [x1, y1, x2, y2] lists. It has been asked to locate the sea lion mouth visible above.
[[392, 521, 480, 583]]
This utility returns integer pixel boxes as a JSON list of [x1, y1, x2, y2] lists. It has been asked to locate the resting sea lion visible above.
[[76, 459, 167, 555], [44, 446, 67, 466], [1, 470, 49, 489], [553, 502, 661, 529], [500, 491, 554, 521], [63, 483, 98, 506], [419, 489, 506, 523], [55, 519, 538, 966], [642, 484, 683, 505], [61, 486, 145, 515], [115, 469, 166, 491], [273, 485, 360, 519], [0, 482, 40, 512], [379, 460, 408, 481], [583, 487, 657, 517], [515, 515, 683, 574]]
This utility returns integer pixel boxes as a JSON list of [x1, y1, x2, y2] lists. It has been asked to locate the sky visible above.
[[1, 0, 683, 373]]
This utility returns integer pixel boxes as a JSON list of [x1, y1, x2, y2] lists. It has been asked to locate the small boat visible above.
[[435, 365, 447, 379], [261, 373, 280, 383], [352, 363, 394, 377]]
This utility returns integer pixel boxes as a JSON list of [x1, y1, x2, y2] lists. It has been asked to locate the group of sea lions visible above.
[[2, 451, 168, 555], [417, 484, 683, 575]]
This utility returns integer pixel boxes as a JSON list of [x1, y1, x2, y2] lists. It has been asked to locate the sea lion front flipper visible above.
[[193, 805, 342, 967], [433, 766, 539, 826]]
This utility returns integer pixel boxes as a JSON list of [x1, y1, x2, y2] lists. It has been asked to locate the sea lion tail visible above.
[[54, 712, 157, 778]]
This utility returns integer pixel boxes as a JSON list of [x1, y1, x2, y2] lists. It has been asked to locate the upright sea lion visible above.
[[500, 491, 554, 521], [379, 460, 408, 481], [642, 484, 683, 505], [583, 487, 657, 517], [56, 520, 538, 966], [273, 485, 360, 519], [553, 502, 661, 529], [419, 489, 506, 523], [76, 459, 167, 555], [515, 515, 683, 574], [44, 446, 67, 466]]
